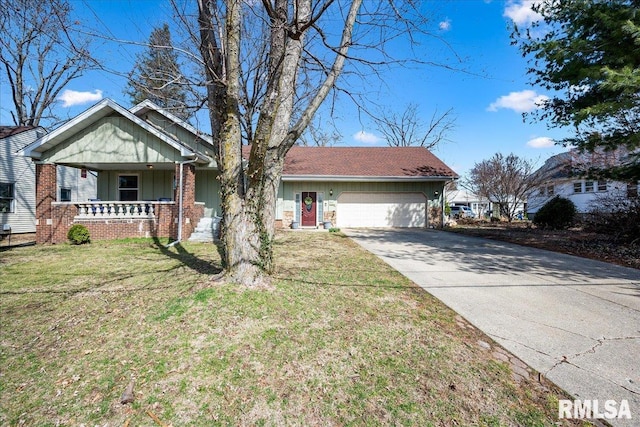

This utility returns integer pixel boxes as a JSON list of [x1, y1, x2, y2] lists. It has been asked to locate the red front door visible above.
[[301, 192, 317, 226]]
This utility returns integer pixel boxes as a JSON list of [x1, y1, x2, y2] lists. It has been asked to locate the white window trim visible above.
[[117, 173, 140, 201], [295, 191, 324, 225], [0, 182, 15, 213], [60, 188, 72, 202]]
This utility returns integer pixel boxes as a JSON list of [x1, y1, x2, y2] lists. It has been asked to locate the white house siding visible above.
[[1, 128, 98, 234], [1, 128, 45, 233], [57, 167, 97, 204], [529, 179, 634, 215]]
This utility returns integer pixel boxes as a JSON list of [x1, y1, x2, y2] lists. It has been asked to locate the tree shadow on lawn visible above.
[[152, 237, 224, 277]]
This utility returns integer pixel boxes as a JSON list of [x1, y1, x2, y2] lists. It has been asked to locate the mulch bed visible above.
[[449, 223, 640, 270]]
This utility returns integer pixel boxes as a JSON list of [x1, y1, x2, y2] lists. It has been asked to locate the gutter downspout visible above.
[[167, 158, 197, 247]]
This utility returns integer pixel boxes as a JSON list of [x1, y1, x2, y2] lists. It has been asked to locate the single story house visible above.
[[1, 126, 97, 235], [444, 186, 490, 218], [529, 150, 639, 217], [19, 98, 458, 244]]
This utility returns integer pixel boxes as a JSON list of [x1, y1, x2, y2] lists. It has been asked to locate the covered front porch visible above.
[[35, 161, 205, 244], [18, 98, 218, 244]]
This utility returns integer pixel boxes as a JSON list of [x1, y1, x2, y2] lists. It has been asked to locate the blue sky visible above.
[[0, 0, 568, 177]]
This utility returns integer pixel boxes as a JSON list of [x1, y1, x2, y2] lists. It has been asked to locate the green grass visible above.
[[0, 232, 584, 426]]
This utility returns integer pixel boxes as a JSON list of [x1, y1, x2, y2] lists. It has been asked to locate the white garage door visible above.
[[336, 192, 426, 228]]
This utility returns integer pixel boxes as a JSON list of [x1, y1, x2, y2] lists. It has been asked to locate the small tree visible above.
[[126, 23, 189, 120], [533, 196, 576, 230], [464, 153, 541, 222]]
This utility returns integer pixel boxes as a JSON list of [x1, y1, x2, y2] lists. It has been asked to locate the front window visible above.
[[585, 181, 594, 193], [573, 182, 583, 193], [597, 181, 607, 192], [118, 175, 139, 201], [0, 182, 15, 213], [60, 188, 71, 202], [628, 182, 639, 198]]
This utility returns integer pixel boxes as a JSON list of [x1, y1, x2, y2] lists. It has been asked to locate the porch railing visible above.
[[74, 201, 171, 219]]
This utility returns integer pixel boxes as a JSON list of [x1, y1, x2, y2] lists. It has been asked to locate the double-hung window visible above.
[[585, 181, 594, 193], [118, 175, 139, 201], [573, 182, 583, 193], [60, 188, 71, 202], [0, 183, 15, 213]]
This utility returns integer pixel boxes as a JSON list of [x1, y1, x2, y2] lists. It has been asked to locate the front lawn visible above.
[[0, 233, 583, 426]]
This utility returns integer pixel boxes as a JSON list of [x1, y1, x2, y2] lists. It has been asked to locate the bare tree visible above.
[[464, 153, 542, 222], [0, 0, 96, 127], [373, 103, 455, 149], [297, 116, 342, 146], [192, 0, 450, 285]]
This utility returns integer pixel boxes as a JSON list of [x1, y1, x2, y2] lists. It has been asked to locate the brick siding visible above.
[[35, 163, 56, 244], [37, 162, 201, 244]]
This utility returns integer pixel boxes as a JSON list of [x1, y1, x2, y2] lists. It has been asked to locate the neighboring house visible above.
[[529, 150, 639, 216], [444, 186, 490, 218], [1, 126, 96, 234], [19, 98, 457, 244]]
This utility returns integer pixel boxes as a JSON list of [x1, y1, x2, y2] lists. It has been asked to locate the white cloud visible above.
[[527, 136, 554, 148], [58, 89, 103, 107], [353, 131, 380, 144], [487, 90, 548, 113], [439, 19, 451, 31], [503, 0, 543, 25]]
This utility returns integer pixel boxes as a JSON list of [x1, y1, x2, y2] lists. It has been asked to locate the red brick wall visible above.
[[47, 202, 181, 244], [174, 162, 197, 240], [39, 161, 203, 244], [35, 163, 57, 244]]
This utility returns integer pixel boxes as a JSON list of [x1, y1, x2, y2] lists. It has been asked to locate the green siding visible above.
[[278, 180, 445, 219], [42, 117, 182, 164], [97, 170, 174, 201], [195, 170, 222, 217], [146, 111, 217, 166]]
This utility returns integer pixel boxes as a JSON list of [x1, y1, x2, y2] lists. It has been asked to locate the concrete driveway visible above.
[[345, 228, 640, 426]]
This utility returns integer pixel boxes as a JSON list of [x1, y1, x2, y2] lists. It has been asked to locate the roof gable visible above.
[[19, 99, 209, 162], [129, 100, 213, 145]]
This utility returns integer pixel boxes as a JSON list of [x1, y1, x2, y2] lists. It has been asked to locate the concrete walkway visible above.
[[345, 228, 640, 426]]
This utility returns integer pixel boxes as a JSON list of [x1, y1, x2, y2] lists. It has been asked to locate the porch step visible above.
[[188, 216, 221, 242]]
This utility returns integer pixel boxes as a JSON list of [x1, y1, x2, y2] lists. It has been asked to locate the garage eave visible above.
[[281, 175, 456, 182]]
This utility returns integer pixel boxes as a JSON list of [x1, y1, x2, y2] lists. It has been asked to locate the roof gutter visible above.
[[280, 175, 458, 182], [166, 158, 198, 248]]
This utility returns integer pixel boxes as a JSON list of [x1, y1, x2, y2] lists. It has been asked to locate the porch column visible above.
[[35, 163, 56, 244], [173, 162, 197, 240]]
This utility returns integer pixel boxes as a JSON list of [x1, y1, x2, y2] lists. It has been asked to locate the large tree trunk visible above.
[[197, 0, 362, 286]]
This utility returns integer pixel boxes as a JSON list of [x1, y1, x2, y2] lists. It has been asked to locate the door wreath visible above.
[[304, 196, 313, 212]]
